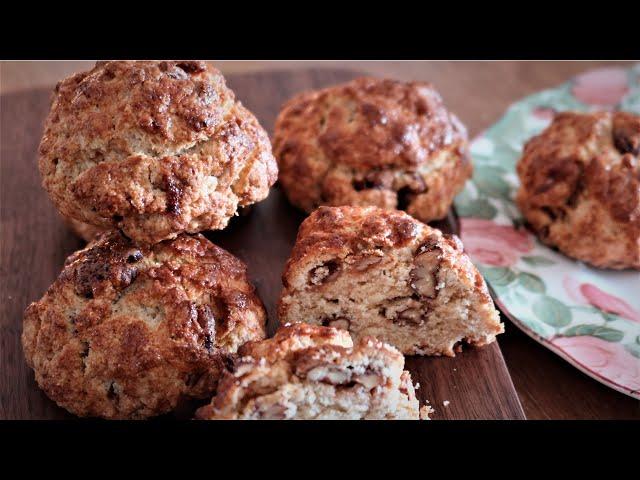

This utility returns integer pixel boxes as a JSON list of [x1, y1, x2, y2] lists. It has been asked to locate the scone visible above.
[[195, 323, 427, 420], [39, 61, 278, 244], [273, 77, 471, 222], [516, 111, 640, 269], [278, 206, 503, 356], [64, 216, 106, 242], [22, 230, 267, 419]]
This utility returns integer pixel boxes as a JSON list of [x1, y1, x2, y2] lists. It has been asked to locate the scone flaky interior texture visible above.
[[196, 323, 424, 420], [39, 61, 278, 244], [516, 111, 640, 270], [278, 206, 503, 356], [273, 77, 472, 223], [22, 231, 267, 419]]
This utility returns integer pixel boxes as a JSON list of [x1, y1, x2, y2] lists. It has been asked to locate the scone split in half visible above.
[[278, 206, 503, 356], [196, 323, 429, 420], [22, 231, 267, 419]]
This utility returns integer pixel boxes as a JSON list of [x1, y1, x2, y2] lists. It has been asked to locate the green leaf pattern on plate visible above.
[[517, 272, 546, 293], [520, 255, 556, 267], [562, 325, 624, 342], [454, 189, 497, 219], [626, 343, 640, 359], [532, 295, 572, 328]]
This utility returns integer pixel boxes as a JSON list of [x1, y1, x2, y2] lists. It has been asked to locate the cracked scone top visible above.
[[195, 323, 427, 420], [273, 77, 471, 222], [516, 111, 640, 269], [22, 231, 267, 419], [278, 206, 503, 356], [39, 61, 278, 244]]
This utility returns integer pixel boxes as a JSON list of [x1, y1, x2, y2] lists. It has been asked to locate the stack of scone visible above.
[[24, 60, 277, 419], [23, 63, 505, 420]]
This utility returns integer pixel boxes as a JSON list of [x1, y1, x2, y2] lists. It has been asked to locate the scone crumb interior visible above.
[[278, 206, 503, 356], [196, 323, 424, 420]]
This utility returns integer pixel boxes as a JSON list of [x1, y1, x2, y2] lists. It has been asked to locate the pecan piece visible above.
[[325, 317, 351, 330], [613, 112, 640, 155], [397, 173, 427, 210], [355, 373, 383, 389], [394, 308, 424, 325], [305, 366, 350, 385], [409, 241, 442, 299], [308, 260, 340, 285], [258, 403, 288, 420], [233, 360, 257, 377], [405, 172, 427, 193], [352, 170, 394, 191], [351, 255, 383, 272]]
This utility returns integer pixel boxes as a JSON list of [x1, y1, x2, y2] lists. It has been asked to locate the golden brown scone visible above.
[[39, 61, 278, 245], [22, 231, 267, 419], [278, 207, 503, 356], [273, 77, 471, 222], [64, 216, 106, 242], [516, 111, 640, 270], [196, 323, 427, 420]]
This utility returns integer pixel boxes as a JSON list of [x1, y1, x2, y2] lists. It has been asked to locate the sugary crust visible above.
[[282, 206, 421, 278], [278, 207, 503, 356], [195, 323, 424, 420], [21, 231, 267, 419], [273, 77, 471, 222], [516, 111, 640, 269], [39, 61, 277, 244], [281, 206, 488, 294], [238, 322, 353, 362]]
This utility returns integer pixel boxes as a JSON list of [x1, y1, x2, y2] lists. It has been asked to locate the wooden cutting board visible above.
[[0, 69, 525, 420]]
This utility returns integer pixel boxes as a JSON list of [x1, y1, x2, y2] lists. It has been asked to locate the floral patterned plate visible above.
[[455, 64, 640, 399]]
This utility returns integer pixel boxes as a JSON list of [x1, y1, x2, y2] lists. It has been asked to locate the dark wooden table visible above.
[[1, 61, 639, 419]]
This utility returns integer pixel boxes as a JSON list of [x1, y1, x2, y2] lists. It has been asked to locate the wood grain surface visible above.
[[1, 62, 638, 420]]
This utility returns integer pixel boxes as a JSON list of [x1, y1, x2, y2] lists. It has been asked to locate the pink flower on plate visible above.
[[580, 283, 640, 324], [572, 68, 629, 107], [552, 336, 640, 393], [459, 218, 534, 267], [562, 275, 586, 304]]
